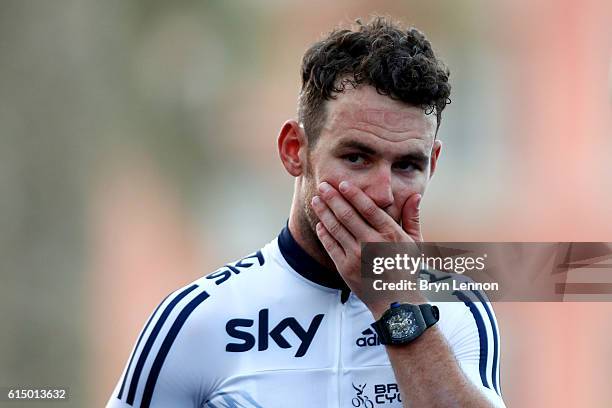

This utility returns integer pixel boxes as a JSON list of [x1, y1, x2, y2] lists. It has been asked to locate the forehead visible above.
[[321, 85, 437, 145]]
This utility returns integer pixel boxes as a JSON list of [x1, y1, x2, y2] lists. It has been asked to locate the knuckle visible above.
[[338, 207, 353, 223], [363, 204, 378, 219], [328, 221, 342, 236], [380, 229, 396, 241]]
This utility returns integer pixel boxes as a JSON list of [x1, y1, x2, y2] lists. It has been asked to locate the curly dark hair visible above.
[[298, 17, 451, 144]]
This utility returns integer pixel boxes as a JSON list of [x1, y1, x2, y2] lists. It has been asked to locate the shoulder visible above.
[[175, 245, 275, 331], [146, 248, 270, 333], [109, 243, 279, 407], [147, 236, 295, 342], [201, 249, 267, 289]]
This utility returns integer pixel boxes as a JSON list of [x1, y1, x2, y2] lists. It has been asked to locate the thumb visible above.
[[401, 193, 423, 242]]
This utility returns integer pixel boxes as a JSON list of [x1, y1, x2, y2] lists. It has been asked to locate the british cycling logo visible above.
[[352, 383, 374, 408], [225, 309, 324, 357], [356, 327, 381, 347], [352, 383, 402, 406]]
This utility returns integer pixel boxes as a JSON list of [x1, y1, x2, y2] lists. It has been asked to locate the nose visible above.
[[363, 165, 394, 210]]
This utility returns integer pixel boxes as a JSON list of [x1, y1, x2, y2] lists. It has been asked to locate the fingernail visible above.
[[319, 182, 331, 193], [416, 194, 422, 210], [312, 196, 321, 206], [339, 181, 349, 193]]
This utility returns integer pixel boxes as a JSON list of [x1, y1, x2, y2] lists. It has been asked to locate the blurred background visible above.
[[0, 0, 610, 407]]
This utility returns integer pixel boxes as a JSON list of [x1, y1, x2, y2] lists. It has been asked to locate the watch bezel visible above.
[[380, 304, 426, 345]]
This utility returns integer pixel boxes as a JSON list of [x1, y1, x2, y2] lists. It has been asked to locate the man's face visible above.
[[301, 85, 440, 234]]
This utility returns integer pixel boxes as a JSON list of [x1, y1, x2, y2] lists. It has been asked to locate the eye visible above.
[[343, 153, 366, 165], [393, 161, 417, 172]]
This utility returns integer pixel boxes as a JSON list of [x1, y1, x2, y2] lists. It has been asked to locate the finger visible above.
[[401, 193, 423, 242], [311, 195, 357, 252], [317, 182, 372, 238], [315, 222, 345, 264], [337, 180, 394, 232]]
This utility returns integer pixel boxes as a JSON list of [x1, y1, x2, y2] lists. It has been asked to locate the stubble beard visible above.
[[301, 168, 323, 245], [297, 156, 336, 269]]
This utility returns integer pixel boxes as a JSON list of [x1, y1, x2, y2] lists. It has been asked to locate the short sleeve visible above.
[[441, 289, 505, 407], [106, 284, 216, 408]]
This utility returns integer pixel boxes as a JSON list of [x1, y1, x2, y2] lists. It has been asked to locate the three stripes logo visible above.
[[355, 327, 381, 347]]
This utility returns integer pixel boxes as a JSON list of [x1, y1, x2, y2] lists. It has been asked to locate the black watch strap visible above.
[[419, 304, 439, 328]]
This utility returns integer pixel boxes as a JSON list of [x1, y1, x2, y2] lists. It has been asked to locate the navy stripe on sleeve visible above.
[[126, 284, 198, 405], [139, 290, 210, 408], [118, 294, 170, 399], [453, 290, 492, 392], [471, 290, 501, 396]]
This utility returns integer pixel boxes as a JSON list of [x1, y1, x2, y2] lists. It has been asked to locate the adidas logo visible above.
[[356, 327, 381, 347]]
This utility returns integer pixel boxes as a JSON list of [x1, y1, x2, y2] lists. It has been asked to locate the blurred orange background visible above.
[[0, 1, 610, 407]]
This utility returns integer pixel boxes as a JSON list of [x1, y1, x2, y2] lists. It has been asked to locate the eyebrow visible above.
[[334, 140, 429, 166], [335, 140, 377, 155]]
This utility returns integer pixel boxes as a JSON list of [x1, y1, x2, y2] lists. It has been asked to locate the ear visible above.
[[278, 120, 308, 177], [429, 139, 442, 179]]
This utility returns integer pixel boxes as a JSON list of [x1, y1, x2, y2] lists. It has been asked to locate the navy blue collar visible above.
[[278, 225, 350, 292]]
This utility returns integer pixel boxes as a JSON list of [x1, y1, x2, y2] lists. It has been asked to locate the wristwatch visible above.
[[371, 302, 439, 345]]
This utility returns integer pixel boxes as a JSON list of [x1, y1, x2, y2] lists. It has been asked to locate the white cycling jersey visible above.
[[107, 227, 504, 408]]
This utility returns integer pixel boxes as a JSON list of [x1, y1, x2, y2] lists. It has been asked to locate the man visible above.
[[107, 17, 504, 407]]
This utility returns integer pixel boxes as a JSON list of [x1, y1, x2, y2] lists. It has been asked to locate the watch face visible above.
[[387, 310, 418, 340]]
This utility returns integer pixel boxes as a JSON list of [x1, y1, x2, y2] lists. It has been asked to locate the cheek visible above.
[[392, 175, 428, 203], [313, 160, 351, 188]]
